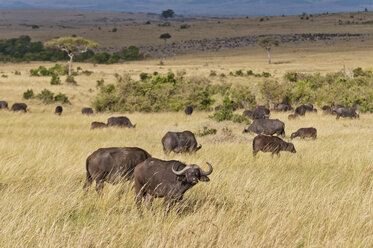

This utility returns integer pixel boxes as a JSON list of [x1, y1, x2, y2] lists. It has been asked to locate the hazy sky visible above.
[[0, 0, 372, 16]]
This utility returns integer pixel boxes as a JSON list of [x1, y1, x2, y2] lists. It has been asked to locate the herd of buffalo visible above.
[[0, 99, 361, 215]]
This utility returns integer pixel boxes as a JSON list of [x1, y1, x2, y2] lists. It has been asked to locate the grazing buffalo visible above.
[[243, 119, 285, 137], [304, 103, 313, 111], [275, 103, 293, 112], [253, 135, 296, 156], [11, 103, 27, 112], [331, 105, 345, 115], [243, 110, 253, 119], [162, 131, 202, 155], [134, 158, 213, 215], [107, 116, 136, 128], [291, 127, 317, 139], [82, 107, 94, 115], [185, 106, 193, 115], [91, 122, 107, 129], [55, 106, 63, 115], [288, 114, 299, 120], [252, 106, 270, 119], [83, 147, 151, 193], [335, 107, 359, 119], [0, 101, 8, 109]]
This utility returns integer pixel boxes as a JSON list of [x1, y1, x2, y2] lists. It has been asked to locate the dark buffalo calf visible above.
[[55, 106, 63, 115], [82, 107, 94, 115], [291, 127, 317, 139], [275, 103, 293, 112], [11, 103, 27, 112], [322, 105, 331, 114], [253, 135, 296, 156], [288, 114, 299, 120], [134, 158, 213, 215], [0, 101, 8, 109], [91, 122, 107, 129], [185, 106, 193, 115], [84, 147, 151, 193], [107, 116, 136, 128]]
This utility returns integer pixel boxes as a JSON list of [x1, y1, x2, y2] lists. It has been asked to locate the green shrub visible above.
[[23, 89, 34, 99], [196, 126, 217, 137], [235, 70, 244, 76], [50, 74, 61, 85], [37, 89, 54, 104], [209, 96, 251, 124], [140, 72, 150, 81], [54, 93, 71, 104], [81, 70, 93, 76], [65, 75, 77, 85], [96, 79, 104, 88], [247, 70, 254, 76]]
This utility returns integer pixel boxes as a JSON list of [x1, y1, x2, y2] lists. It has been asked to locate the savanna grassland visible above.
[[1, 9, 373, 248]]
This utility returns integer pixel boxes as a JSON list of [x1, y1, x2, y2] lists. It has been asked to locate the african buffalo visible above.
[[162, 131, 202, 154], [253, 135, 296, 156], [243, 110, 253, 119], [11, 103, 27, 112], [335, 107, 359, 119], [275, 103, 293, 112], [134, 158, 213, 215], [214, 105, 221, 111], [91, 122, 107, 129], [291, 127, 317, 139], [0, 101, 8, 109], [322, 105, 331, 114], [295, 105, 307, 116], [107, 116, 136, 128], [288, 114, 299, 120], [83, 147, 151, 193], [243, 119, 285, 137], [82, 107, 94, 115], [55, 106, 63, 115], [252, 106, 270, 119], [185, 106, 193, 115]]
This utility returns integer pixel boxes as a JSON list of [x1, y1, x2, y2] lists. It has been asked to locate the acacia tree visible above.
[[45, 37, 98, 76], [258, 37, 279, 64], [160, 33, 171, 45], [161, 9, 174, 19]]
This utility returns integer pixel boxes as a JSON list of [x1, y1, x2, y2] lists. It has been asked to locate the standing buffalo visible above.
[[322, 105, 331, 114], [295, 105, 307, 116], [83, 147, 151, 193], [0, 101, 8, 109], [134, 158, 213, 215], [252, 106, 270, 119], [253, 135, 296, 156], [91, 122, 107, 129], [11, 103, 27, 112], [82, 108, 94, 115], [275, 103, 293, 112], [243, 119, 285, 137], [107, 116, 136, 128], [335, 107, 359, 119], [185, 106, 193, 115], [55, 106, 63, 115], [291, 127, 317, 139], [162, 131, 202, 154]]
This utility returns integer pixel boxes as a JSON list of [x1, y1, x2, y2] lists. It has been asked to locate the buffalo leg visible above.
[[135, 185, 146, 216], [95, 179, 104, 194], [145, 194, 154, 210], [83, 177, 92, 191]]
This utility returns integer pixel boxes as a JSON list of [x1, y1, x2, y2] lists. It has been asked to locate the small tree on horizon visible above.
[[161, 9, 175, 19], [258, 37, 279, 64], [160, 33, 171, 45], [45, 37, 98, 76]]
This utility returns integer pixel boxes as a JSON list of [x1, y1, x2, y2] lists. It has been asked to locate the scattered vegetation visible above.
[[23, 89, 34, 99], [209, 96, 251, 124], [33, 89, 71, 104], [196, 126, 217, 137], [65, 75, 77, 85]]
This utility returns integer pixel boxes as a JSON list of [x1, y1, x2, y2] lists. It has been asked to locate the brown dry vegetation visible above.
[[1, 10, 373, 247]]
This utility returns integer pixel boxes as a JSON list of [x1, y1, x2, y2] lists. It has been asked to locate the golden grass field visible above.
[[1, 10, 373, 245]]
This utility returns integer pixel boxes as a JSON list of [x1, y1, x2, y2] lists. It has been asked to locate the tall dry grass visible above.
[[0, 60, 373, 247]]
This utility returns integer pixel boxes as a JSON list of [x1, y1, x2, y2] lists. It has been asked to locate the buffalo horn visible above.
[[172, 164, 192, 175], [200, 162, 213, 176]]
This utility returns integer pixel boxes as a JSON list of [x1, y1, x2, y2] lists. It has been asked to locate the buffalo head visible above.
[[172, 162, 213, 185]]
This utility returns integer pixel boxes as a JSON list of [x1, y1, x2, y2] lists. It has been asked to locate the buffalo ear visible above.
[[199, 175, 210, 182]]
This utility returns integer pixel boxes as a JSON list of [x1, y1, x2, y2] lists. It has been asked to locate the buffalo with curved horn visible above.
[[134, 158, 213, 215]]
